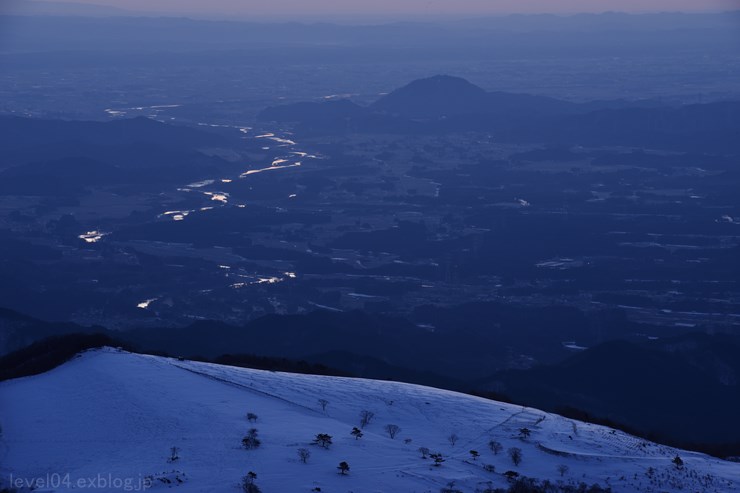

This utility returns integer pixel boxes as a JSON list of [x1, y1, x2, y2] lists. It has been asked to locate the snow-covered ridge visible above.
[[0, 347, 737, 492]]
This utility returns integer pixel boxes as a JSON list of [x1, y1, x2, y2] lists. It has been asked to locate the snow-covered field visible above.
[[1, 348, 738, 492]]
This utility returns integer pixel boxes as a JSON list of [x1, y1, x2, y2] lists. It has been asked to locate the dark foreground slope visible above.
[[5, 304, 740, 454], [487, 333, 740, 448]]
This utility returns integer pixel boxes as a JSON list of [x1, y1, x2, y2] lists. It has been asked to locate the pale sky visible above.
[[25, 0, 740, 17]]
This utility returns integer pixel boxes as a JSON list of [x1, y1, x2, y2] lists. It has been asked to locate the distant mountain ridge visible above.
[[9, 0, 133, 17], [0, 115, 236, 186], [0, 307, 97, 356], [257, 75, 740, 153], [258, 75, 585, 124]]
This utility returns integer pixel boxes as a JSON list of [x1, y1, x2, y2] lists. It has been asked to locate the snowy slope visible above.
[[1, 348, 738, 492]]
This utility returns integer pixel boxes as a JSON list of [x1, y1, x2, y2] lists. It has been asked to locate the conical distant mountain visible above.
[[370, 75, 490, 118], [370, 75, 581, 119]]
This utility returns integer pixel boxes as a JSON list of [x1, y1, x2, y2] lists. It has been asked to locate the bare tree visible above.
[[337, 461, 350, 475], [557, 464, 569, 477], [359, 410, 375, 428], [168, 446, 180, 462], [242, 428, 261, 449], [385, 424, 401, 439], [448, 433, 459, 446], [508, 447, 523, 466], [318, 399, 329, 412], [298, 448, 311, 463], [418, 446, 430, 459], [504, 471, 519, 481], [242, 472, 260, 493], [313, 433, 333, 449], [351, 427, 363, 440], [519, 427, 532, 439], [488, 440, 503, 455]]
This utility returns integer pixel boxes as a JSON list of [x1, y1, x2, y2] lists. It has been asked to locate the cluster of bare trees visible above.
[[242, 428, 261, 450]]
